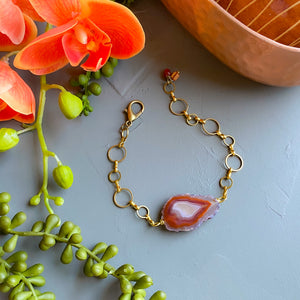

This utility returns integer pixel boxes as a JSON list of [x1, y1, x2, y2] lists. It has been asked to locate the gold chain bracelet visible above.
[[107, 70, 243, 232]]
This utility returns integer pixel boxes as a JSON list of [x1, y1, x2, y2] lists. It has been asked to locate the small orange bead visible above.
[[171, 71, 180, 81]]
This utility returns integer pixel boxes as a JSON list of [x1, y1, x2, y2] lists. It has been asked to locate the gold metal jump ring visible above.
[[113, 188, 133, 208]]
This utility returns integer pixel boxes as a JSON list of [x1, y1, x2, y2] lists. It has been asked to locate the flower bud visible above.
[[58, 91, 83, 119], [0, 128, 19, 152], [60, 244, 73, 264], [52, 165, 73, 189], [149, 291, 167, 300]]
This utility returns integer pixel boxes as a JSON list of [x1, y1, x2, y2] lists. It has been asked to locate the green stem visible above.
[[17, 126, 36, 135], [0, 51, 19, 62], [43, 83, 66, 92], [35, 75, 53, 214], [8, 229, 116, 275]]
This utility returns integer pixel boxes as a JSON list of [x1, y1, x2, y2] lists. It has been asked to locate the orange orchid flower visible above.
[[14, 0, 145, 75], [0, 61, 35, 123], [0, 0, 38, 51]]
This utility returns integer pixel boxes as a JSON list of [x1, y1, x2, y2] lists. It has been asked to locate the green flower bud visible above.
[[69, 225, 81, 236], [101, 61, 114, 77], [9, 282, 25, 300], [53, 165, 73, 189], [149, 291, 167, 300], [101, 245, 118, 262], [44, 214, 60, 233], [58, 91, 83, 119], [0, 128, 19, 152], [58, 221, 75, 237], [0, 216, 11, 232], [6, 251, 28, 264], [28, 276, 45, 287], [115, 264, 134, 276], [13, 291, 33, 300], [133, 275, 153, 290], [60, 244, 73, 264], [119, 294, 131, 300], [11, 261, 27, 273], [23, 264, 44, 277], [69, 233, 82, 244], [127, 271, 146, 282], [31, 221, 44, 233], [53, 196, 64, 206], [78, 74, 89, 86], [41, 236, 56, 248], [84, 257, 94, 277], [10, 212, 26, 229], [37, 292, 56, 300], [91, 262, 104, 276], [0, 263, 7, 284], [132, 294, 145, 300], [92, 70, 101, 79], [75, 248, 87, 261], [0, 282, 10, 293], [0, 192, 11, 203], [6, 275, 21, 288], [88, 82, 102, 96], [119, 276, 132, 294], [38, 242, 50, 252], [29, 195, 40, 206], [0, 203, 10, 216], [98, 270, 108, 279], [109, 57, 118, 67], [3, 235, 18, 253]]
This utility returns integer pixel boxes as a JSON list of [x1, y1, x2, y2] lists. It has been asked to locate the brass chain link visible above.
[[163, 73, 243, 203], [107, 72, 244, 228]]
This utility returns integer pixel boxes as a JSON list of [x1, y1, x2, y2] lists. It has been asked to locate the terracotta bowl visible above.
[[161, 0, 300, 86]]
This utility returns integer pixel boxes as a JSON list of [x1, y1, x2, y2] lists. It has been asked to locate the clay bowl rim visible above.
[[209, 0, 300, 54]]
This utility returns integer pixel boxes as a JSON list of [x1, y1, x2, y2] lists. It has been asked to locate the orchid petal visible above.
[[0, 14, 37, 51], [28, 0, 81, 26], [87, 0, 145, 59], [0, 61, 35, 123], [14, 20, 77, 74], [62, 32, 88, 67], [12, 0, 44, 21], [0, 0, 25, 44], [0, 62, 15, 94], [0, 101, 18, 121]]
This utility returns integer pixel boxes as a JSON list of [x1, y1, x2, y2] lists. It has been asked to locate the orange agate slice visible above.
[[162, 194, 220, 232]]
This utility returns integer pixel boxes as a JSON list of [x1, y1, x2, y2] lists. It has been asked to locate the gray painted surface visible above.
[[1, 0, 300, 299]]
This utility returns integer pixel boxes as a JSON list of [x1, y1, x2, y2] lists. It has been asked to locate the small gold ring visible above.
[[225, 153, 243, 172], [202, 118, 220, 135], [113, 188, 133, 208], [163, 81, 176, 94], [108, 170, 121, 183], [107, 145, 127, 163], [169, 98, 189, 116], [136, 205, 150, 219], [219, 177, 233, 189]]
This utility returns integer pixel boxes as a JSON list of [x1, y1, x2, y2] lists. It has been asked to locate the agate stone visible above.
[[161, 194, 220, 232]]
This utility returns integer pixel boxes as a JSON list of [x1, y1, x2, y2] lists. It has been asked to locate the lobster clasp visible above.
[[124, 100, 144, 123]]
